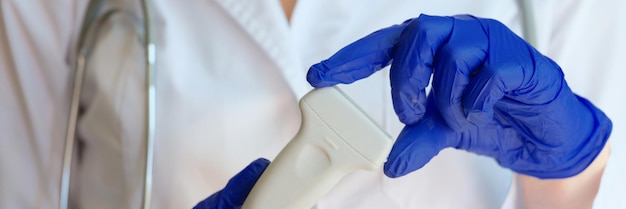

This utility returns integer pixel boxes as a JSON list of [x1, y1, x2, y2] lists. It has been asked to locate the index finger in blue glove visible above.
[[390, 14, 454, 125], [306, 20, 410, 88]]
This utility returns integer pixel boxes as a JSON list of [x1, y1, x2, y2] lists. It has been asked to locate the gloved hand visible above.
[[307, 14, 612, 179], [193, 158, 270, 209]]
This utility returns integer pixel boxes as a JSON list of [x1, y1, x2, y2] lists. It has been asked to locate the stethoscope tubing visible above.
[[60, 0, 157, 209]]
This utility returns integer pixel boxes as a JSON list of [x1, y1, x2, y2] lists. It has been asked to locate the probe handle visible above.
[[242, 87, 392, 209]]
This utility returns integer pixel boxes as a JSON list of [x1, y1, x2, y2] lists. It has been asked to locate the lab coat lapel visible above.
[[213, 0, 312, 98]]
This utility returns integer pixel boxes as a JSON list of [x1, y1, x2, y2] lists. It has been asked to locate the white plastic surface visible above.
[[242, 87, 393, 209]]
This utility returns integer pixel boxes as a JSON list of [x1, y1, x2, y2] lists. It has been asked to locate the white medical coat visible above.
[[1, 0, 625, 208]]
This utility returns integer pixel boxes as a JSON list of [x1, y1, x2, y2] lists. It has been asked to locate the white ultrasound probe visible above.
[[242, 86, 394, 209]]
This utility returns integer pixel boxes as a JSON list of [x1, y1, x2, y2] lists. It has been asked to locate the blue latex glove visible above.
[[307, 14, 611, 179], [194, 158, 270, 209]]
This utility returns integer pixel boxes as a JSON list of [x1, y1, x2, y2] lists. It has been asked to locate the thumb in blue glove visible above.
[[193, 158, 270, 209], [308, 14, 612, 179]]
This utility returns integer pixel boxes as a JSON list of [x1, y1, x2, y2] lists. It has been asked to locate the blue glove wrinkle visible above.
[[487, 89, 611, 178], [460, 18, 528, 126], [510, 57, 565, 105], [392, 86, 426, 124], [463, 67, 506, 125], [390, 14, 455, 125], [432, 15, 488, 131]]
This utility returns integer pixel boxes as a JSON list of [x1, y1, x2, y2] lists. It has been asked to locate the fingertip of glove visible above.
[[250, 158, 271, 171], [383, 156, 428, 178], [252, 158, 270, 165], [307, 62, 335, 88], [383, 160, 407, 178]]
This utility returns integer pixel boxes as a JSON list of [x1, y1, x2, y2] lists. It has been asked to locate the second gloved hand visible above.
[[307, 14, 612, 179], [193, 158, 270, 209]]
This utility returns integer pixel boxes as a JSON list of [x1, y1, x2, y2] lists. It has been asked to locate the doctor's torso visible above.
[[1, 0, 624, 209]]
